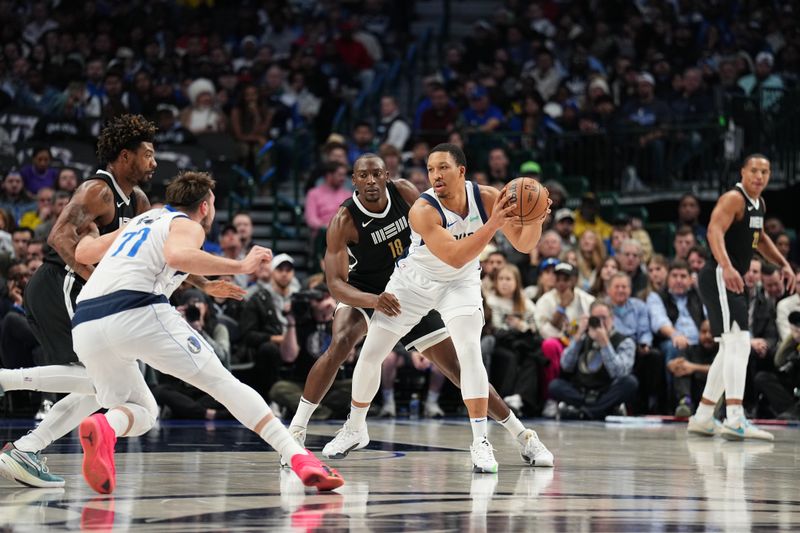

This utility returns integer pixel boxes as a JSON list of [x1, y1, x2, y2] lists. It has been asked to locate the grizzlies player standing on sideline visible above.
[[688, 154, 795, 440], [284, 154, 553, 467], [324, 144, 549, 473], [0, 115, 157, 488], [70, 171, 342, 494]]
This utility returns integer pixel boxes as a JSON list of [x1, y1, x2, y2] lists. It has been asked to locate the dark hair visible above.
[[220, 223, 237, 235], [96, 114, 157, 166], [165, 171, 215, 212], [487, 250, 507, 260], [668, 258, 691, 273], [353, 120, 372, 131], [353, 152, 383, 169], [761, 262, 779, 276], [429, 143, 467, 167], [12, 227, 34, 239], [742, 153, 769, 168], [675, 224, 695, 238], [687, 245, 707, 260], [326, 161, 348, 175], [678, 192, 699, 205], [31, 145, 51, 158]]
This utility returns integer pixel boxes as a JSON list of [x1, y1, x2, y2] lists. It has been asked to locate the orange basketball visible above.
[[505, 177, 549, 223]]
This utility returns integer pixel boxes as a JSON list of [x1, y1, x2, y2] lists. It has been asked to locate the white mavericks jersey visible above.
[[78, 207, 191, 303], [399, 181, 488, 282]]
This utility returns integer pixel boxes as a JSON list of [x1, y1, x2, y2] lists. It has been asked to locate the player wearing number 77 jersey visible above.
[[69, 171, 343, 494]]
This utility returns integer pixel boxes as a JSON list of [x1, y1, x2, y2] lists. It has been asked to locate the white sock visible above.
[[105, 409, 130, 437], [470, 417, 488, 443], [290, 397, 318, 430], [426, 390, 440, 404], [259, 417, 307, 460], [498, 412, 526, 441], [727, 404, 744, 421], [349, 404, 370, 429], [0, 366, 95, 394], [14, 394, 101, 452], [382, 389, 394, 405], [695, 402, 716, 420]]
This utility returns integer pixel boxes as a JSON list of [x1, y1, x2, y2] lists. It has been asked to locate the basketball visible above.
[[505, 177, 549, 223]]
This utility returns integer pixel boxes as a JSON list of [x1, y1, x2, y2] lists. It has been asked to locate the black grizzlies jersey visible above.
[[711, 183, 765, 276], [43, 169, 140, 272], [342, 181, 410, 294]]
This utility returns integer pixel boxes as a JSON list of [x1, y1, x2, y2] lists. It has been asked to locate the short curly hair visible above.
[[96, 114, 157, 166]]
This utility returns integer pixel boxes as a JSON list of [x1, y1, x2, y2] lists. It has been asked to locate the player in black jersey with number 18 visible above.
[[283, 154, 553, 467], [689, 154, 795, 441]]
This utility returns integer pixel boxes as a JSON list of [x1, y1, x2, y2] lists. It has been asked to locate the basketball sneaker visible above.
[[0, 443, 65, 488], [280, 426, 307, 469], [470, 437, 498, 473], [424, 401, 445, 418], [719, 417, 774, 442], [79, 414, 118, 494], [290, 450, 344, 491], [322, 421, 369, 459], [687, 415, 720, 437], [517, 429, 554, 467]]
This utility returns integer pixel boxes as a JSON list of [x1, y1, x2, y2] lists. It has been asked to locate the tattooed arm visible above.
[[47, 180, 115, 280]]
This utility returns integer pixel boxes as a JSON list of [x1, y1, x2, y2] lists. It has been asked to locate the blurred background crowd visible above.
[[0, 0, 799, 424]]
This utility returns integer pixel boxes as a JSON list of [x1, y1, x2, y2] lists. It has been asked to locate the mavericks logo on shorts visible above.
[[187, 335, 202, 354]]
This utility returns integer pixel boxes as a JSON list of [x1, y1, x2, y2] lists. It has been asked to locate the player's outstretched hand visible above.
[[375, 292, 401, 316], [241, 246, 273, 274], [203, 279, 248, 301], [487, 188, 517, 231], [782, 264, 796, 294], [722, 264, 744, 294]]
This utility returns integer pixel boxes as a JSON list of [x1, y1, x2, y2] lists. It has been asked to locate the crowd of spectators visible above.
[[0, 1, 800, 423]]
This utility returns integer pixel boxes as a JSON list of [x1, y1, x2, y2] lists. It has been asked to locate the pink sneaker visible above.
[[290, 450, 344, 491], [79, 414, 117, 494]]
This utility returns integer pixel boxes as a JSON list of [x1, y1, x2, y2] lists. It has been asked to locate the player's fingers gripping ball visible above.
[[504, 177, 550, 223]]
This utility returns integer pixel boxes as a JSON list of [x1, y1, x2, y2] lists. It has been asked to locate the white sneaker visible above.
[[322, 420, 369, 459], [470, 437, 498, 473], [517, 429, 554, 467], [687, 415, 720, 437], [541, 399, 557, 419], [279, 426, 307, 469], [424, 401, 445, 418], [719, 417, 774, 442], [378, 401, 395, 418]]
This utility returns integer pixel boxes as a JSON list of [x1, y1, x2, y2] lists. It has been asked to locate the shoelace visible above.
[[33, 453, 50, 473]]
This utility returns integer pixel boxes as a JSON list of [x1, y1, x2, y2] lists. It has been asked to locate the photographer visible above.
[[270, 284, 351, 419], [754, 311, 800, 420], [548, 300, 638, 420]]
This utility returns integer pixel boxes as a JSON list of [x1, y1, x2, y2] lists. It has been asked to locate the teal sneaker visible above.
[[0, 443, 65, 488]]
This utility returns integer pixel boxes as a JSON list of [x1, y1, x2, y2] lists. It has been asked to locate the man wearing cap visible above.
[[754, 310, 800, 420], [738, 51, 784, 110], [462, 85, 503, 132], [553, 208, 577, 252], [535, 262, 596, 399], [267, 253, 300, 324], [573, 192, 612, 240]]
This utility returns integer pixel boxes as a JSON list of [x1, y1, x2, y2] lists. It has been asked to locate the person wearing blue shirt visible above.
[[461, 86, 504, 132]]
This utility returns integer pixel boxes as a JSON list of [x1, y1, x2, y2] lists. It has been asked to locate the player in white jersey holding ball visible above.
[[323, 144, 549, 472], [70, 171, 343, 494]]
